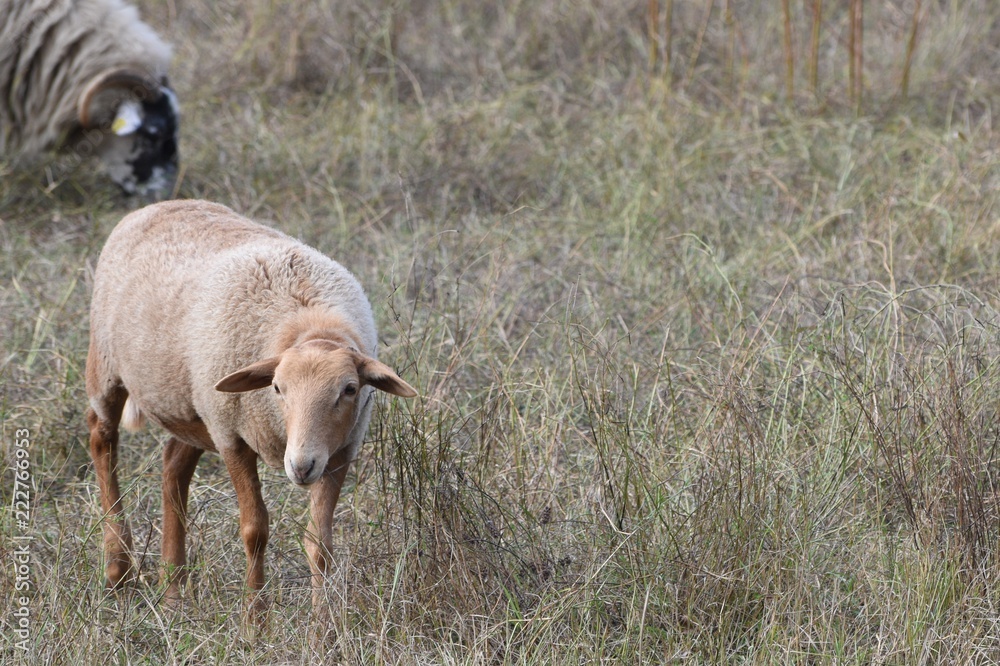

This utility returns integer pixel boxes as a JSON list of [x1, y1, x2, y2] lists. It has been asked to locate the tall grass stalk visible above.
[[809, 0, 822, 96], [900, 0, 923, 99], [781, 0, 794, 101], [849, 0, 865, 110], [647, 0, 660, 74], [684, 0, 714, 89]]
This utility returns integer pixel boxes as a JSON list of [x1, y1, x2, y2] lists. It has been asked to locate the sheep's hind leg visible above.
[[306, 446, 351, 613], [86, 387, 134, 589], [161, 437, 203, 604]]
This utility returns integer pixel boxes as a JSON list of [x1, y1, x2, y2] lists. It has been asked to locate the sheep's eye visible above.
[[273, 384, 281, 394], [344, 384, 358, 396]]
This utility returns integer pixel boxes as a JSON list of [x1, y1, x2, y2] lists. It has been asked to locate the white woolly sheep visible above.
[[1, 0, 180, 195], [85, 200, 417, 614]]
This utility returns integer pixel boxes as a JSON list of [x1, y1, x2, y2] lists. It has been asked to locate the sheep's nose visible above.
[[289, 459, 316, 485]]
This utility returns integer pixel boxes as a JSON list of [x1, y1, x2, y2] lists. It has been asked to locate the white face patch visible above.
[[111, 100, 143, 136], [99, 135, 140, 193]]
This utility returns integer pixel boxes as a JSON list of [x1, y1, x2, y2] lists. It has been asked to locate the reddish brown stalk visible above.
[[782, 0, 794, 101], [848, 0, 856, 106], [648, 0, 660, 74], [901, 0, 923, 99], [684, 0, 714, 88], [852, 0, 864, 110], [809, 0, 822, 96], [725, 0, 736, 93], [664, 0, 674, 82]]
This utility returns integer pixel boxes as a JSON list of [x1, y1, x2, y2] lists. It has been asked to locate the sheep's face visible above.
[[272, 345, 365, 485], [215, 341, 418, 486], [97, 86, 180, 198]]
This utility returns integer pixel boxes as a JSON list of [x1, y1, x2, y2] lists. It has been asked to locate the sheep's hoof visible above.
[[311, 589, 333, 623], [160, 563, 190, 602], [244, 590, 270, 625], [162, 585, 186, 611], [308, 620, 339, 654], [105, 555, 136, 590]]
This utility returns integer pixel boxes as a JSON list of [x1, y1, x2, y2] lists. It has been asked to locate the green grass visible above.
[[2, 0, 1000, 663]]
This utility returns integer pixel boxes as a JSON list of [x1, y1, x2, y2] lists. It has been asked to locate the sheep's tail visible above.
[[121, 397, 146, 432]]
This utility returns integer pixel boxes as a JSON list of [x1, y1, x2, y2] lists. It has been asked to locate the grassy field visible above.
[[2, 0, 1000, 663]]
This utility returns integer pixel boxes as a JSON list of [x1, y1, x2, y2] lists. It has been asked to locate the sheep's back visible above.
[[89, 202, 274, 424], [92, 200, 292, 367]]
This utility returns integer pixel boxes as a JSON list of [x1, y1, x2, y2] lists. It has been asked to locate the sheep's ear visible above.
[[215, 357, 281, 393], [357, 358, 418, 398]]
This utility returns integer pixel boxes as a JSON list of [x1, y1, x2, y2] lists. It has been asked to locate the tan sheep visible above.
[[85, 200, 417, 614]]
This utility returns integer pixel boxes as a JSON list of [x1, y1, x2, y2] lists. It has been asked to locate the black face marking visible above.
[[125, 87, 179, 190]]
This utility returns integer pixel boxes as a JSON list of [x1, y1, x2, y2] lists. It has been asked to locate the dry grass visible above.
[[2, 0, 1000, 663]]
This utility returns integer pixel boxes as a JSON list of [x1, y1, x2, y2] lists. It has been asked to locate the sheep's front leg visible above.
[[221, 440, 269, 617], [161, 437, 204, 603], [306, 446, 351, 611], [86, 392, 134, 589]]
